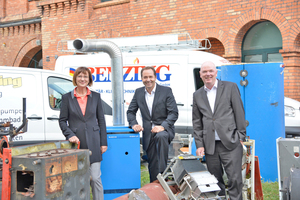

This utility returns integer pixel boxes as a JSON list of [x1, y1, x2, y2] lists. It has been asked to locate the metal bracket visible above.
[[240, 79, 248, 86], [246, 120, 249, 127], [240, 70, 248, 77], [240, 70, 248, 87], [157, 173, 178, 200]]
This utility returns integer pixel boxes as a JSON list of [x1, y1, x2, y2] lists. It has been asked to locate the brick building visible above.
[[0, 0, 299, 100]]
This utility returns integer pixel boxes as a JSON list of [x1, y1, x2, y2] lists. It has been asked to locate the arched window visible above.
[[28, 50, 43, 69], [242, 21, 283, 63]]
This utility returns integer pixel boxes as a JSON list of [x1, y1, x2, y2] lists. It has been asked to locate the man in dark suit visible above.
[[192, 61, 246, 200], [127, 66, 178, 182]]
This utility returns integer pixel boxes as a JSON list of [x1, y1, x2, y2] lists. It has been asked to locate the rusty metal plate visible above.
[[10, 141, 79, 157], [11, 143, 58, 156], [46, 175, 62, 195], [62, 154, 78, 173], [45, 157, 62, 177]]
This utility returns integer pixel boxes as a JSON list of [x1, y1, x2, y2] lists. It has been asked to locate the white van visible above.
[[55, 50, 230, 135], [55, 35, 300, 137], [285, 97, 300, 138], [0, 66, 113, 146]]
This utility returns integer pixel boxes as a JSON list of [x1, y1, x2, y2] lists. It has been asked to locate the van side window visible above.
[[48, 77, 74, 109], [193, 68, 204, 91], [47, 77, 113, 114]]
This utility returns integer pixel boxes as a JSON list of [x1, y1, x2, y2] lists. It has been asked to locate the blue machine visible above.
[[220, 63, 285, 181], [101, 126, 141, 200]]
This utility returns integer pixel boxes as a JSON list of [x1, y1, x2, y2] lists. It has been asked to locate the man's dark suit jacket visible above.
[[59, 90, 107, 163], [192, 80, 246, 155], [127, 84, 178, 151]]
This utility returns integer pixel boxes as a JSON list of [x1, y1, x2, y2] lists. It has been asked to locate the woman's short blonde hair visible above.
[[72, 67, 93, 87]]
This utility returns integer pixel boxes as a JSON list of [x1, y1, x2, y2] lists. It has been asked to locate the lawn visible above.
[[261, 181, 280, 200], [141, 163, 150, 187]]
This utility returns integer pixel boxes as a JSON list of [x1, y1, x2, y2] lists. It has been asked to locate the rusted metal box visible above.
[[9, 147, 90, 200]]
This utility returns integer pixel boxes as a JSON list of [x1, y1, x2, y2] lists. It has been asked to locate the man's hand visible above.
[[196, 147, 205, 156], [69, 136, 80, 144], [151, 125, 165, 133], [101, 146, 108, 154], [132, 124, 144, 132]]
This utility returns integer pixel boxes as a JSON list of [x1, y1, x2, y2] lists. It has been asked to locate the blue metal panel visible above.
[[220, 64, 245, 105], [216, 66, 222, 80], [244, 63, 285, 181], [106, 126, 135, 133], [191, 138, 206, 161], [220, 62, 284, 181], [101, 132, 140, 200]]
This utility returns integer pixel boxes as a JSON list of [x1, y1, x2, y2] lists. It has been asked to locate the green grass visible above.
[[141, 163, 150, 187], [90, 187, 93, 200], [261, 181, 279, 200]]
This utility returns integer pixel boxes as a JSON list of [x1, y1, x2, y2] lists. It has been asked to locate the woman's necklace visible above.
[[76, 89, 87, 97]]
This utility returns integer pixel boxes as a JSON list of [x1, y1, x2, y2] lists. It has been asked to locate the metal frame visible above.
[[2, 148, 12, 200], [243, 139, 255, 200], [158, 139, 256, 200], [57, 33, 211, 53], [157, 155, 206, 200]]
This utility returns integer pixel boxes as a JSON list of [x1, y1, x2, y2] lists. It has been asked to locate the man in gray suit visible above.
[[127, 66, 178, 182], [192, 61, 246, 200]]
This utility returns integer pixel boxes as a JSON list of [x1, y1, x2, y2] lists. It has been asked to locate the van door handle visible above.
[[177, 103, 184, 106], [47, 117, 59, 120], [27, 117, 42, 120]]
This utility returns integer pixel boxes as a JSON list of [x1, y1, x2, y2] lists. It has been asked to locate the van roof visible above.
[[55, 50, 231, 67], [0, 66, 72, 80]]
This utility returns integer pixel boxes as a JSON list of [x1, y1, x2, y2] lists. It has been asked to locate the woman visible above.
[[59, 67, 107, 200]]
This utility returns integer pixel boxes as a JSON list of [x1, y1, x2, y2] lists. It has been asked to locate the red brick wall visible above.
[[0, 24, 42, 67], [6, 0, 28, 16], [284, 67, 300, 100], [0, 0, 41, 67], [1, 0, 300, 100], [202, 38, 225, 58]]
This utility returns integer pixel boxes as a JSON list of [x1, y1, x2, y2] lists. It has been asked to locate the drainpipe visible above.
[[73, 39, 124, 126], [0, 18, 41, 28]]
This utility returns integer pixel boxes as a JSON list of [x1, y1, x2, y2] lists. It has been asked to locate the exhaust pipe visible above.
[[73, 39, 124, 126]]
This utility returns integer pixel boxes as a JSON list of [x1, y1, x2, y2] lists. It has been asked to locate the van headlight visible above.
[[285, 105, 296, 117]]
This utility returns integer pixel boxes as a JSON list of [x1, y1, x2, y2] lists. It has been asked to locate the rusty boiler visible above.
[[3, 142, 90, 200]]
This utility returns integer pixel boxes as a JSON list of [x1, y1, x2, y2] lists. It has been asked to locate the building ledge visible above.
[[93, 0, 130, 9], [38, 0, 70, 6]]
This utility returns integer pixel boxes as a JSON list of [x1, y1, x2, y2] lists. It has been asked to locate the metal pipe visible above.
[[15, 98, 27, 134], [73, 39, 124, 126], [0, 18, 41, 28]]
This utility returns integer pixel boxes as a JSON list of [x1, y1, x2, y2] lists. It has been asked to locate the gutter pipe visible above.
[[0, 18, 41, 28]]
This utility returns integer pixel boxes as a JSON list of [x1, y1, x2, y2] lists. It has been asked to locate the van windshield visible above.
[[48, 77, 74, 109]]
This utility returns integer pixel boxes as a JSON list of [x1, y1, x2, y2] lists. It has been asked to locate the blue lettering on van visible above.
[[124, 90, 135, 93], [87, 65, 171, 83]]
